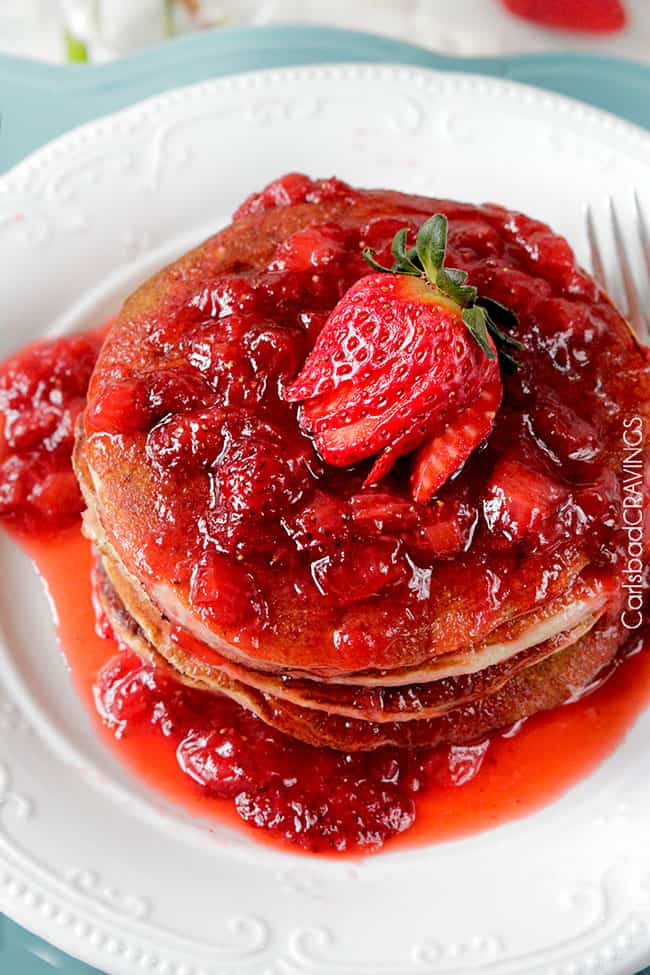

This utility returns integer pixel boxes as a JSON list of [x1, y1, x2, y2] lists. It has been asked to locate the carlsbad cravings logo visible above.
[[621, 416, 647, 630]]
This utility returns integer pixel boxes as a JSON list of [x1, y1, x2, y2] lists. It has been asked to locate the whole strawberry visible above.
[[285, 214, 520, 503]]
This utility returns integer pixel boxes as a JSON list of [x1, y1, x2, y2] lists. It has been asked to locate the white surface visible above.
[[0, 64, 650, 975], [2, 0, 650, 63], [260, 0, 650, 60]]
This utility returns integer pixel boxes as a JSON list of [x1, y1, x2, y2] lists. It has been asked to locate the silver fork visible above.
[[586, 193, 650, 344]]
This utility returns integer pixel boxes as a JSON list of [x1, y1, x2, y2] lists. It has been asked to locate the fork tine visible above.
[[586, 205, 606, 289], [635, 192, 650, 342], [609, 196, 645, 338], [635, 191, 650, 290]]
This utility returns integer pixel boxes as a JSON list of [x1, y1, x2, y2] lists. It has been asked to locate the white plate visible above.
[[1, 64, 650, 975]]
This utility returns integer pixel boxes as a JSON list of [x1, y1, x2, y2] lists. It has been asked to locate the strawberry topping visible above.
[[483, 458, 568, 545], [411, 377, 503, 504], [285, 214, 520, 502]]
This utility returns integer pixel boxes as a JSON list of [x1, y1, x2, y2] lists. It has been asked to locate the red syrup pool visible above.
[[17, 526, 650, 856]]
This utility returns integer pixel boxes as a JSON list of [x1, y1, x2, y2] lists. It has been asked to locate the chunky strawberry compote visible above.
[[77, 175, 649, 680], [0, 333, 102, 534], [2, 174, 649, 853]]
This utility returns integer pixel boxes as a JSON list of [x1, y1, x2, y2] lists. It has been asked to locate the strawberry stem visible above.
[[363, 214, 522, 367]]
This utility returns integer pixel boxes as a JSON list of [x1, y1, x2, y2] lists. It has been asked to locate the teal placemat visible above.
[[1, 23, 649, 975]]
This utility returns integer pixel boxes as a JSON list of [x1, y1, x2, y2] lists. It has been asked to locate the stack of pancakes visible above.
[[73, 179, 649, 751]]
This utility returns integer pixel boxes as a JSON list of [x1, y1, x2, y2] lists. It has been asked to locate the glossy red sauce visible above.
[[0, 175, 648, 853], [21, 527, 650, 854], [0, 328, 106, 535], [80, 175, 648, 677]]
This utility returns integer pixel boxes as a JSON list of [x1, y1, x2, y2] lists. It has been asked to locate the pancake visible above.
[[95, 554, 624, 750], [74, 174, 650, 750], [78, 427, 610, 690], [96, 544, 606, 718]]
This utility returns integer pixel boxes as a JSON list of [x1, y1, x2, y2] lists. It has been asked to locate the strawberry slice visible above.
[[501, 0, 626, 33], [285, 214, 520, 502], [411, 378, 503, 504]]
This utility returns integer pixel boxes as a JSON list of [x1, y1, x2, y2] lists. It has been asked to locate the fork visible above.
[[586, 193, 650, 345]]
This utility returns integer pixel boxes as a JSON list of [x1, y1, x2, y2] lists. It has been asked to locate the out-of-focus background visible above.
[[1, 0, 650, 64]]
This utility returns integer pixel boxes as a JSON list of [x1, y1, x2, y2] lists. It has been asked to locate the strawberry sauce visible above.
[[78, 176, 650, 687], [1, 328, 649, 852], [0, 331, 104, 534], [1, 173, 649, 853], [21, 525, 650, 855]]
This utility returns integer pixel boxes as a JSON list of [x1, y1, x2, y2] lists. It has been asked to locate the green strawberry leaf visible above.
[[392, 230, 421, 275], [362, 248, 394, 274], [363, 212, 521, 368], [441, 267, 469, 286], [391, 228, 410, 264], [497, 349, 520, 373], [437, 269, 477, 308], [477, 296, 520, 332], [363, 244, 420, 276], [416, 214, 448, 282], [462, 307, 497, 361], [486, 314, 524, 350]]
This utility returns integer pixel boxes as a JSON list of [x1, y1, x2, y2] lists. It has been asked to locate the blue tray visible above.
[[1, 23, 649, 975]]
